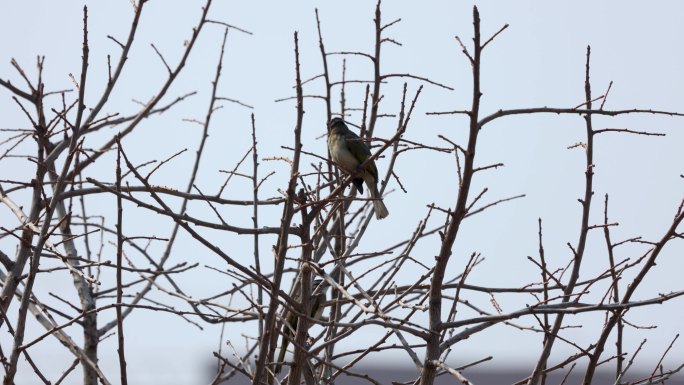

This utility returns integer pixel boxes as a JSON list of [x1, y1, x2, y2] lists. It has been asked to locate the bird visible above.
[[274, 278, 330, 374], [327, 117, 389, 219]]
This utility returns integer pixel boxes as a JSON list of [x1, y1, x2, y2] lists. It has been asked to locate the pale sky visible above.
[[1, 1, 683, 384]]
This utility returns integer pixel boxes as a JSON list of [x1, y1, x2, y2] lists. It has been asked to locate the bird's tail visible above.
[[366, 177, 389, 219], [373, 195, 389, 219]]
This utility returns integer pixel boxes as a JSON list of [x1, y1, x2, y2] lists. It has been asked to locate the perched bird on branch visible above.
[[274, 278, 330, 375], [327, 117, 389, 219]]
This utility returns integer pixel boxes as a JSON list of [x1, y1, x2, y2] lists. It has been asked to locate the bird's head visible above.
[[328, 117, 347, 134]]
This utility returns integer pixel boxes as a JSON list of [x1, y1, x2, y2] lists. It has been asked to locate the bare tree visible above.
[[1, 2, 683, 385]]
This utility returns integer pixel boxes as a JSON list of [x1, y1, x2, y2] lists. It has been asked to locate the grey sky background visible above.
[[1, 1, 683, 384]]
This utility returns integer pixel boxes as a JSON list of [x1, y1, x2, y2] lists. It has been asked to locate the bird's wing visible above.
[[344, 131, 371, 157], [344, 132, 379, 180]]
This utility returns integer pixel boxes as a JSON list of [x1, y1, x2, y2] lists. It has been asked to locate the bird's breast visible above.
[[328, 134, 360, 173]]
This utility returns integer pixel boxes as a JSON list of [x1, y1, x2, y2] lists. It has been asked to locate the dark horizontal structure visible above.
[[210, 366, 684, 384]]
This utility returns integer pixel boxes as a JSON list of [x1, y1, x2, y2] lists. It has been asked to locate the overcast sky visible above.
[[1, 1, 684, 384]]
